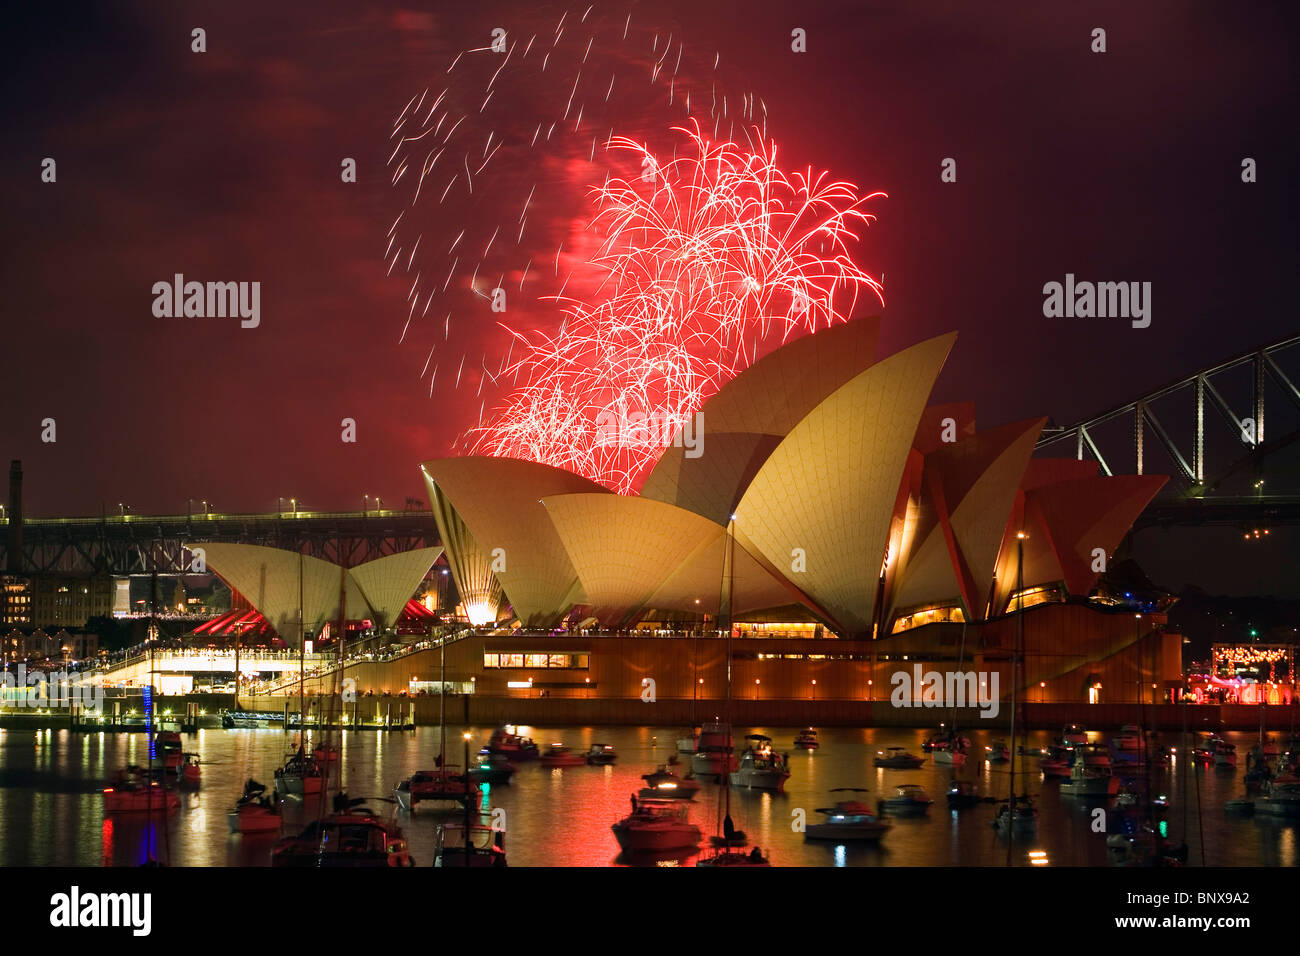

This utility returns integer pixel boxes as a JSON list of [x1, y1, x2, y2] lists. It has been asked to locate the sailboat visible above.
[[698, 516, 770, 867], [395, 629, 476, 812], [273, 564, 416, 866], [933, 622, 971, 768], [275, 553, 323, 796]]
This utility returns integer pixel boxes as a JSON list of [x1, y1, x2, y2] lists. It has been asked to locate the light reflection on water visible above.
[[0, 724, 1288, 866]]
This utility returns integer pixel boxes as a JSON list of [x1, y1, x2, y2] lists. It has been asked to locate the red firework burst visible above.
[[467, 120, 886, 494]]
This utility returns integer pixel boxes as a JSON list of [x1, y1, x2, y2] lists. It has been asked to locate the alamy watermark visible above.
[[594, 409, 703, 458], [152, 274, 260, 328], [890, 664, 1000, 719], [1042, 274, 1150, 329], [1, 665, 105, 712]]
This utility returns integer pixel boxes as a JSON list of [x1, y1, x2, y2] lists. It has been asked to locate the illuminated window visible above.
[[891, 605, 966, 634]]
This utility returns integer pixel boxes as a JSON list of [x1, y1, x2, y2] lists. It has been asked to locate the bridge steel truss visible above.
[[0, 511, 442, 576], [1037, 334, 1300, 487], [1035, 333, 1300, 530]]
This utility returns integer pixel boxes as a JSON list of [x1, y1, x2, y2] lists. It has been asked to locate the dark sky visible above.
[[2, 1, 1297, 594]]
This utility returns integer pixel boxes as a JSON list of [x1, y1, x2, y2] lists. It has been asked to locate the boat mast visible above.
[[1006, 531, 1025, 867], [298, 550, 304, 753], [722, 516, 735, 844]]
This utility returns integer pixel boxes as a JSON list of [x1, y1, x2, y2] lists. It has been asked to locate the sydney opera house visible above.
[[410, 319, 1183, 708], [208, 319, 1184, 711]]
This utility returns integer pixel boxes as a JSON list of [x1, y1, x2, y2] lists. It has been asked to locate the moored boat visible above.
[[1039, 746, 1074, 778], [274, 748, 324, 796], [793, 727, 820, 750], [874, 747, 925, 769], [180, 753, 202, 787], [394, 767, 474, 812], [488, 725, 539, 761], [877, 784, 933, 815], [468, 753, 516, 785], [227, 779, 281, 834], [985, 740, 1010, 763], [1061, 724, 1088, 746], [805, 789, 892, 841], [947, 780, 986, 809], [271, 801, 414, 867], [992, 796, 1038, 836], [586, 743, 618, 765], [1060, 752, 1120, 797], [539, 743, 587, 767], [156, 730, 184, 773], [1256, 776, 1300, 818], [730, 735, 790, 791], [1214, 741, 1238, 769], [639, 765, 701, 801], [1113, 724, 1142, 752], [435, 821, 508, 867], [690, 720, 737, 778], [103, 768, 180, 814], [611, 796, 702, 853]]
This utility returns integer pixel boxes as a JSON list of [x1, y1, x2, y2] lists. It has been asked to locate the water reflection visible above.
[[0, 725, 1287, 866]]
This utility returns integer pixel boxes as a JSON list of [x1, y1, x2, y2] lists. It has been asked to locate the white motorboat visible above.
[[611, 797, 702, 852], [985, 740, 1010, 763], [587, 743, 618, 765], [877, 784, 933, 815], [805, 790, 891, 843], [992, 797, 1037, 836], [639, 765, 701, 800], [932, 748, 967, 768], [677, 728, 700, 753], [1060, 753, 1120, 796], [1256, 776, 1300, 818], [690, 720, 737, 778], [730, 736, 791, 791]]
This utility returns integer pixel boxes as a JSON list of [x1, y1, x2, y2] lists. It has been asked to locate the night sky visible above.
[[2, 1, 1297, 595]]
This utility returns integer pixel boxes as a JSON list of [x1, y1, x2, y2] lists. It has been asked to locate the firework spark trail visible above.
[[386, 5, 881, 494], [467, 121, 885, 493]]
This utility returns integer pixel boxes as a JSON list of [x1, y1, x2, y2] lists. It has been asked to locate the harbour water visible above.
[[0, 724, 1293, 867]]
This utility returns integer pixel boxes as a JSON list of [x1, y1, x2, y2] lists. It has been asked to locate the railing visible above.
[[255, 627, 476, 696]]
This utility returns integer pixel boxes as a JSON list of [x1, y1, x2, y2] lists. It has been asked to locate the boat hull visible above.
[[275, 773, 324, 796], [805, 822, 889, 842], [612, 823, 702, 853], [932, 750, 966, 768], [690, 752, 737, 777], [227, 806, 281, 834], [104, 789, 180, 813], [728, 770, 789, 792], [1060, 776, 1120, 796]]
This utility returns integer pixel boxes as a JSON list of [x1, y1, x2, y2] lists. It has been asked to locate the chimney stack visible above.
[[7, 460, 21, 573]]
